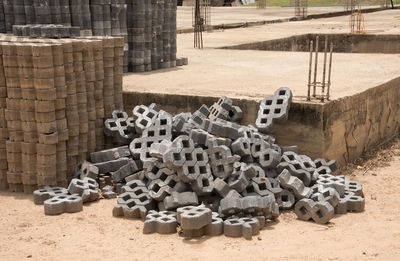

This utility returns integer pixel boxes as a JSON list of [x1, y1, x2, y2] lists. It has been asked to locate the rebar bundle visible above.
[[294, 0, 308, 18], [256, 0, 267, 9], [307, 35, 333, 102]]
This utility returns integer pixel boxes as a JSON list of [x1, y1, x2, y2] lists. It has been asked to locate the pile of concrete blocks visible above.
[[30, 87, 365, 240], [0, 34, 124, 192]]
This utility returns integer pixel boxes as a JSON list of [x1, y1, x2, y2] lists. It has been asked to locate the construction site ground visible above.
[[1, 7, 400, 261], [124, 9, 400, 100]]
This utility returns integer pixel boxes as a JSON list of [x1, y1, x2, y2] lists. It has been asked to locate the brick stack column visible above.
[[60, 0, 71, 26], [3, 0, 14, 34], [24, 0, 36, 25], [103, 0, 112, 35], [72, 41, 89, 162], [113, 37, 124, 110], [18, 43, 38, 193], [4, 43, 23, 192], [0, 44, 7, 190], [91, 0, 105, 36], [51, 42, 69, 187], [82, 40, 97, 155], [33, 0, 52, 24], [144, 0, 152, 71], [62, 40, 80, 181], [92, 39, 105, 151], [32, 43, 58, 188]]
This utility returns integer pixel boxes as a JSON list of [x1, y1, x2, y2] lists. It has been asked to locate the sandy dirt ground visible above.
[[1, 139, 399, 261]]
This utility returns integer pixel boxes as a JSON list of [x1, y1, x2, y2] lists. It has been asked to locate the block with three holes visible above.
[[113, 190, 154, 219], [143, 210, 178, 234], [316, 174, 347, 197], [44, 194, 83, 215], [33, 186, 69, 205]]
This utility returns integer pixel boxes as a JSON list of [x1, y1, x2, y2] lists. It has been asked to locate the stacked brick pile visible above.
[[0, 35, 123, 192], [127, 0, 177, 72], [0, 0, 180, 73]]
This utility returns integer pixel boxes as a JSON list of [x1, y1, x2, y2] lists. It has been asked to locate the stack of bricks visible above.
[[24, 0, 35, 25], [60, 0, 72, 26], [13, 0, 26, 26], [127, 0, 145, 72], [91, 39, 105, 151], [18, 43, 38, 193], [90, 0, 105, 36], [3, 0, 13, 34], [113, 37, 124, 111], [72, 41, 89, 162], [103, 0, 112, 36], [126, 0, 177, 72], [51, 41, 69, 187], [144, 0, 152, 71], [32, 44, 59, 189], [0, 35, 124, 192], [3, 43, 24, 192], [0, 0, 176, 73], [80, 0, 92, 36], [70, 0, 82, 31], [62, 39, 80, 182], [50, 0, 62, 25], [34, 0, 51, 25], [0, 2, 4, 33], [0, 39, 6, 190], [82, 40, 96, 155]]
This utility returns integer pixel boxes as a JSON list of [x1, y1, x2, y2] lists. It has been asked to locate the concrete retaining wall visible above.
[[222, 33, 400, 54]]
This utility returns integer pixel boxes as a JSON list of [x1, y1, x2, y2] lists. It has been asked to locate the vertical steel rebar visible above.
[[321, 36, 328, 102], [307, 40, 313, 101], [313, 36, 319, 97], [327, 42, 333, 100]]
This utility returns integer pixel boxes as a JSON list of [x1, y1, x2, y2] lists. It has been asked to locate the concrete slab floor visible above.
[[123, 10, 400, 101], [176, 5, 381, 30], [178, 9, 400, 49]]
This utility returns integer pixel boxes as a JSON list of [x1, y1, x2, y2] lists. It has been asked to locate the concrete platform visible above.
[[123, 10, 400, 165], [177, 5, 384, 32]]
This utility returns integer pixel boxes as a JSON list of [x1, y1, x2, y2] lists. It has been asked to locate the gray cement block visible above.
[[44, 194, 83, 215], [33, 186, 68, 205], [143, 210, 177, 234]]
